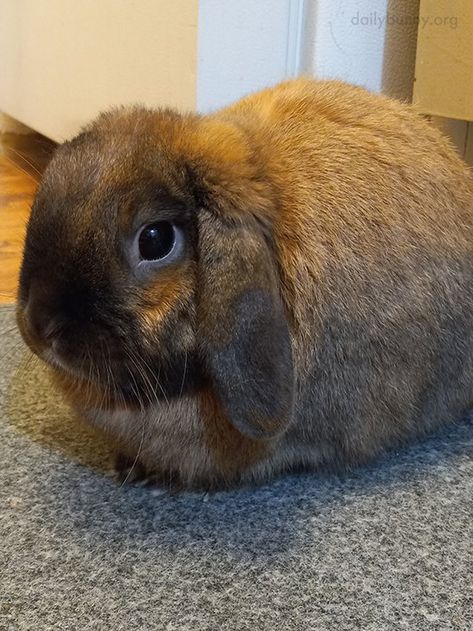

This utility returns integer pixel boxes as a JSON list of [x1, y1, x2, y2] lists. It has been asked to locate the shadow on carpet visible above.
[[1, 305, 472, 631]]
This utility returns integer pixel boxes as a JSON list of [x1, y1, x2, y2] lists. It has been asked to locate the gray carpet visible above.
[[0, 304, 472, 631]]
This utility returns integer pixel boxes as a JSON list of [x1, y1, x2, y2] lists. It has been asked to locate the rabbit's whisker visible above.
[[119, 365, 146, 487], [4, 145, 43, 179], [179, 351, 188, 398]]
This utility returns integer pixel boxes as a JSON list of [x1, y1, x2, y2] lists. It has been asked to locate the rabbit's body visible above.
[[18, 79, 473, 489]]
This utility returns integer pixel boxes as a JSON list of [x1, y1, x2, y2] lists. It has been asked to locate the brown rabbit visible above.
[[17, 78, 473, 490]]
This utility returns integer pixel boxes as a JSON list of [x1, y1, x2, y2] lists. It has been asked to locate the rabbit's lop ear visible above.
[[197, 208, 295, 440]]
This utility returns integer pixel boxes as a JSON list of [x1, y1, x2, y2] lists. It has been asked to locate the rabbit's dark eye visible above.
[[138, 222, 176, 261]]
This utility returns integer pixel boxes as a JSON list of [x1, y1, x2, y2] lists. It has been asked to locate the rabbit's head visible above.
[[17, 108, 295, 445]]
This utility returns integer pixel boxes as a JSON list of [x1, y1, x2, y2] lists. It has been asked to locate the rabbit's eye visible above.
[[138, 222, 176, 261]]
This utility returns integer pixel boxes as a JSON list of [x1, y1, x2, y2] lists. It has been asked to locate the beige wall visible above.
[[0, 0, 198, 142], [413, 0, 473, 120], [413, 0, 473, 165]]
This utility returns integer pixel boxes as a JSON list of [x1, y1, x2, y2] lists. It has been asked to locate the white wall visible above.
[[197, 0, 421, 109], [196, 0, 304, 112], [301, 0, 420, 101]]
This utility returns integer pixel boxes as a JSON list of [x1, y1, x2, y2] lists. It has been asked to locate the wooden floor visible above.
[[0, 132, 56, 304]]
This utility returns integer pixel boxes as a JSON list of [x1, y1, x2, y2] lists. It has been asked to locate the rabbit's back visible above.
[[224, 79, 473, 468]]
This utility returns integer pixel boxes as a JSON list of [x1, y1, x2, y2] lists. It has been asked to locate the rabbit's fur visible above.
[[17, 79, 473, 489]]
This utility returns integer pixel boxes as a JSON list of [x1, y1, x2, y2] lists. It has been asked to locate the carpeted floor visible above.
[[1, 304, 472, 631]]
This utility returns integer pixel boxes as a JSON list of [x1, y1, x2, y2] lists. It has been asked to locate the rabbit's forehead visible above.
[[39, 138, 190, 234]]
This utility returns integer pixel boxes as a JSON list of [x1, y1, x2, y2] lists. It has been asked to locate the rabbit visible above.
[[16, 78, 473, 491]]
